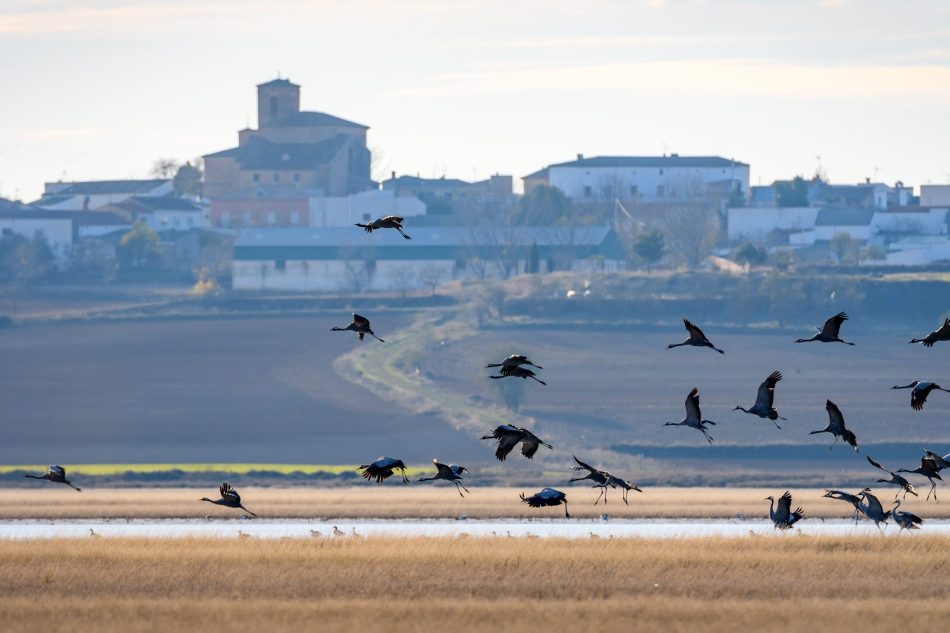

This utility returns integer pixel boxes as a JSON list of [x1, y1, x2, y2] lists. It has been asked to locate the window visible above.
[[656, 185, 665, 198], [583, 185, 592, 197], [290, 212, 300, 225], [252, 173, 260, 183], [293, 173, 300, 183], [273, 173, 280, 183], [267, 212, 277, 225], [275, 260, 286, 271], [629, 185, 638, 197]]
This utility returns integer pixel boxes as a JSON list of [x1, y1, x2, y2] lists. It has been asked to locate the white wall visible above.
[[548, 164, 750, 202], [921, 185, 950, 207], [871, 208, 947, 236], [727, 207, 818, 242], [309, 191, 426, 227], [814, 225, 872, 241], [139, 210, 207, 232], [0, 217, 73, 260]]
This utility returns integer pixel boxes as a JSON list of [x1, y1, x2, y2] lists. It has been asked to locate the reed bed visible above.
[[0, 486, 945, 520], [1, 535, 948, 632]]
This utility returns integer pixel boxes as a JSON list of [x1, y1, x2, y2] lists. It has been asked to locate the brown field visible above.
[[2, 535, 949, 632], [1, 486, 946, 520]]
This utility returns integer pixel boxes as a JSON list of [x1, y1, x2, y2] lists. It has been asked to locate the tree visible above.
[[0, 231, 55, 284], [658, 177, 720, 269], [775, 177, 809, 207], [173, 161, 203, 197], [830, 232, 859, 264], [68, 238, 117, 281], [417, 264, 445, 296], [118, 220, 161, 270], [514, 185, 572, 225], [150, 158, 180, 179], [633, 230, 664, 270], [732, 241, 767, 267], [387, 265, 416, 298], [527, 241, 540, 274], [26, 231, 55, 281]]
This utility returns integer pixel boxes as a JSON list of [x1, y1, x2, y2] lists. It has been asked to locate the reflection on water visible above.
[[1, 518, 947, 539]]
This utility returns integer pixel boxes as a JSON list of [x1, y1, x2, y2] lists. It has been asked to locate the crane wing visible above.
[[683, 318, 706, 342], [820, 312, 848, 337], [433, 460, 452, 476], [521, 440, 542, 459], [382, 215, 404, 224], [685, 388, 702, 422], [494, 433, 521, 461], [911, 386, 929, 411], [825, 400, 845, 433], [351, 313, 371, 329], [776, 491, 792, 524], [571, 455, 598, 473], [220, 482, 240, 503], [755, 371, 781, 410], [49, 465, 66, 477]]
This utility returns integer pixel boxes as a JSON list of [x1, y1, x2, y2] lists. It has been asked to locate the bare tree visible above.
[[387, 264, 416, 298], [150, 158, 180, 179], [658, 176, 720, 269], [342, 260, 370, 293], [417, 264, 446, 296]]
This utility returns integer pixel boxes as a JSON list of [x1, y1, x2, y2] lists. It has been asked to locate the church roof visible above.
[[204, 135, 349, 170], [257, 78, 300, 88], [269, 110, 368, 130]]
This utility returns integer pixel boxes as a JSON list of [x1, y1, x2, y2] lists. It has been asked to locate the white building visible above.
[[920, 185, 950, 208], [106, 196, 207, 232], [308, 190, 425, 227], [232, 226, 625, 292], [0, 211, 74, 261], [524, 154, 750, 203], [34, 179, 173, 211], [728, 207, 819, 242]]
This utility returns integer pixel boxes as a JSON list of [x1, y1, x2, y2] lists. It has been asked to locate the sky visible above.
[[1, 0, 949, 202]]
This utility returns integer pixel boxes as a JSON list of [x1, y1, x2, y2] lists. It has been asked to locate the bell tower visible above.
[[257, 78, 300, 128]]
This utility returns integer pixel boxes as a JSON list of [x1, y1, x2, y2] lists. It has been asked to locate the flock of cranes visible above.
[[20, 216, 950, 532]]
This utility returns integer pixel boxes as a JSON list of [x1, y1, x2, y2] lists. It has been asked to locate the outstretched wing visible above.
[[683, 318, 706, 342], [820, 312, 848, 338], [382, 215, 404, 224], [433, 460, 452, 476], [495, 432, 521, 461], [521, 439, 542, 459], [776, 491, 792, 524], [685, 388, 702, 422], [49, 465, 66, 477], [351, 313, 370, 329], [755, 371, 782, 410], [571, 455, 598, 473], [911, 386, 929, 411], [866, 455, 889, 474], [825, 400, 846, 433], [220, 482, 241, 503]]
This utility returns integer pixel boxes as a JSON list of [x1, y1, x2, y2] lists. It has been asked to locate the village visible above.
[[1, 77, 949, 294]]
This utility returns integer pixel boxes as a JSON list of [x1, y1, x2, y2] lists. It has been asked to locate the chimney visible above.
[[391, 171, 396, 180], [865, 177, 871, 184], [577, 153, 584, 161]]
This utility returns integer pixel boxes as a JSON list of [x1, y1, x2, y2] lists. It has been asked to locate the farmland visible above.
[[1, 535, 948, 633]]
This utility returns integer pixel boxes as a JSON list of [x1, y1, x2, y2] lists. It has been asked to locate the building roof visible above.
[[269, 110, 368, 130], [257, 78, 300, 88], [815, 207, 876, 226], [548, 155, 748, 169], [382, 175, 474, 189], [119, 196, 202, 212], [234, 225, 624, 261], [45, 179, 170, 196], [204, 135, 348, 170], [0, 208, 128, 225]]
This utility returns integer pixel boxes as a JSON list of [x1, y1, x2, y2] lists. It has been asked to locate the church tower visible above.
[[257, 78, 300, 128]]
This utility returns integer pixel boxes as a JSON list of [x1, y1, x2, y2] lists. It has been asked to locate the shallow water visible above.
[[0, 518, 945, 539]]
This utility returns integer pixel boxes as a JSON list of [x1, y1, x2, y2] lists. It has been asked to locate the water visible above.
[[1, 518, 946, 539]]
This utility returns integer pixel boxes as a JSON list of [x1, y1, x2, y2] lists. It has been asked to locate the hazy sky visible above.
[[1, 0, 949, 201]]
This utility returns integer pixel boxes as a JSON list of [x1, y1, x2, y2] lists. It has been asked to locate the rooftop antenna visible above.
[[661, 141, 668, 157], [873, 166, 879, 182]]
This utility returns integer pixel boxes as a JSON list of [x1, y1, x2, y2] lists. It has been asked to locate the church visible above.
[[203, 79, 373, 203]]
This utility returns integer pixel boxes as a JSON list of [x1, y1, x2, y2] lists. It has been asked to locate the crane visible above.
[[200, 483, 257, 517], [331, 313, 385, 342], [866, 456, 918, 500], [795, 312, 854, 345], [480, 425, 552, 461], [418, 459, 470, 497], [520, 488, 571, 518], [664, 387, 717, 444], [809, 400, 859, 451], [355, 215, 411, 239], [733, 370, 787, 429], [765, 491, 804, 530], [24, 465, 82, 492], [909, 317, 950, 347], [358, 457, 410, 484], [891, 381, 950, 411], [667, 318, 725, 354]]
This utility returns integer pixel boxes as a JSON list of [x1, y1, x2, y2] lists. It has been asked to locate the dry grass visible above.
[[1, 486, 947, 520], [1, 535, 949, 632]]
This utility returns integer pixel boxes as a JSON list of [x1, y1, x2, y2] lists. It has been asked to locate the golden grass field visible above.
[[1, 486, 947, 520], [1, 535, 949, 632]]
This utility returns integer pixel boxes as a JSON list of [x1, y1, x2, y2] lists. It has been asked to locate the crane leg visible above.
[[455, 482, 465, 498], [594, 488, 605, 506]]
